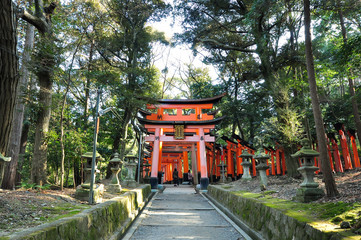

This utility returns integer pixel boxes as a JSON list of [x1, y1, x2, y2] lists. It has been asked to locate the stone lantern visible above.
[[240, 149, 253, 181], [254, 151, 270, 190], [143, 159, 151, 183], [75, 151, 104, 202], [81, 151, 103, 186], [107, 153, 123, 193], [0, 153, 11, 187], [123, 155, 138, 188], [217, 161, 227, 183], [291, 138, 325, 202]]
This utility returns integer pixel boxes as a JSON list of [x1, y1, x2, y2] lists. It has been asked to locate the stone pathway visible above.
[[122, 185, 251, 240]]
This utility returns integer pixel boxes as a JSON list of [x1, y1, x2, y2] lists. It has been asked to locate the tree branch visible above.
[[198, 38, 255, 52], [34, 0, 43, 18], [19, 2, 57, 34], [201, 10, 248, 34], [20, 9, 48, 33]]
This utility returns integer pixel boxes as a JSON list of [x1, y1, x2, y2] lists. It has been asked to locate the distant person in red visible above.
[[173, 168, 179, 186]]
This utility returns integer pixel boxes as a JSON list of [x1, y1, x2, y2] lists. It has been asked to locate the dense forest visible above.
[[1, 0, 361, 197]]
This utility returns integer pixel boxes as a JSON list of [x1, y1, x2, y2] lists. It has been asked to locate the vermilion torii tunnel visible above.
[[137, 94, 226, 190], [137, 94, 361, 191]]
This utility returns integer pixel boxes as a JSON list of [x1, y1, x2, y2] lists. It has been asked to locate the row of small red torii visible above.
[[217, 128, 360, 179], [142, 127, 360, 183]]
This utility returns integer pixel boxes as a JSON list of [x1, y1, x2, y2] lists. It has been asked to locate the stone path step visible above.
[[122, 185, 252, 240]]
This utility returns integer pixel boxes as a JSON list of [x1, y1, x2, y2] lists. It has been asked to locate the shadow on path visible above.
[[122, 185, 250, 240]]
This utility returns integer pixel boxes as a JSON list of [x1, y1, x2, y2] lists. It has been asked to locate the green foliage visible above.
[[17, 182, 51, 190], [17, 182, 37, 190], [14, 0, 361, 187]]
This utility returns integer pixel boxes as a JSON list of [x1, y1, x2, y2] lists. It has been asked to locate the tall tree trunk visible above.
[[83, 40, 94, 127], [0, 0, 18, 155], [60, 35, 81, 190], [15, 120, 30, 185], [2, 24, 35, 189], [253, 9, 299, 177], [32, 72, 53, 185], [304, 0, 338, 197], [119, 109, 132, 160], [60, 91, 67, 190], [337, 1, 361, 147], [16, 75, 36, 185], [21, 1, 57, 185]]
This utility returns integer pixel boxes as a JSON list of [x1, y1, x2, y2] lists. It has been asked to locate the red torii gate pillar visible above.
[[183, 151, 189, 180], [339, 129, 353, 170], [191, 144, 198, 185], [236, 144, 243, 178], [150, 128, 162, 188], [330, 137, 343, 172], [216, 148, 221, 178], [199, 128, 209, 189], [348, 131, 361, 168], [226, 146, 232, 178]]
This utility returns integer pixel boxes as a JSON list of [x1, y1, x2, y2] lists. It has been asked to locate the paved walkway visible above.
[[122, 185, 251, 240]]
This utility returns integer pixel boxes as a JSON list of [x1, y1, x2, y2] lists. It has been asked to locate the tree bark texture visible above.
[[2, 24, 35, 189], [83, 40, 94, 127], [60, 93, 66, 191], [15, 120, 31, 185], [119, 108, 132, 161], [31, 73, 53, 185], [22, 1, 57, 185], [304, 0, 338, 197], [0, 0, 18, 155]]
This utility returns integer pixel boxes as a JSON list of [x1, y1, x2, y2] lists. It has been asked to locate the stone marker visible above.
[[107, 153, 123, 193], [75, 151, 104, 203], [239, 149, 253, 181], [217, 161, 227, 183], [291, 138, 325, 202], [123, 155, 138, 188], [254, 151, 270, 190]]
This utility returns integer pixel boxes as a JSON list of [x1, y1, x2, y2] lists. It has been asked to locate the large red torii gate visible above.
[[137, 94, 225, 190]]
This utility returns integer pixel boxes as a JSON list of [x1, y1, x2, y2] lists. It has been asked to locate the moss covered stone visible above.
[[4, 185, 152, 240], [207, 185, 360, 240]]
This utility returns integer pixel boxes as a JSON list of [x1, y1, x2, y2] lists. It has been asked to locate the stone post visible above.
[[239, 149, 253, 181], [291, 139, 325, 202], [254, 152, 270, 190], [107, 153, 123, 193], [217, 161, 227, 183], [75, 152, 104, 203], [124, 156, 138, 188]]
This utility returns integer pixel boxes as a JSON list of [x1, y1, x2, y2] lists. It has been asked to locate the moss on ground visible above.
[[230, 190, 361, 237], [41, 203, 90, 223]]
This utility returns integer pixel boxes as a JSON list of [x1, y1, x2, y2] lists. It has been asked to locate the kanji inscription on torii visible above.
[[174, 125, 185, 139]]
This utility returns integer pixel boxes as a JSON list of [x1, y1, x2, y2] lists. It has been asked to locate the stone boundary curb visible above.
[[207, 185, 347, 240], [3, 185, 153, 240], [203, 192, 264, 240], [109, 190, 155, 240]]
